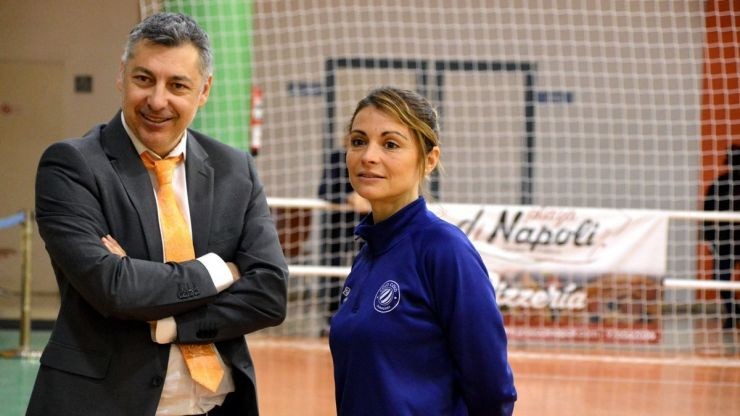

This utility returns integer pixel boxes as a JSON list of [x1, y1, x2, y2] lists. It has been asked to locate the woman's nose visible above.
[[361, 142, 381, 163]]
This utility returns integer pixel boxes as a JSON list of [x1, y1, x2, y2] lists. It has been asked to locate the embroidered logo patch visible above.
[[373, 280, 401, 313], [341, 286, 351, 304]]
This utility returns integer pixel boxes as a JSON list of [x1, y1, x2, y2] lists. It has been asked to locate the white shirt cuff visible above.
[[152, 317, 177, 344], [197, 252, 234, 292]]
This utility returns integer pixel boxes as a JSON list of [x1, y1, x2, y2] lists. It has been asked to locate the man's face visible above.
[[117, 40, 211, 157]]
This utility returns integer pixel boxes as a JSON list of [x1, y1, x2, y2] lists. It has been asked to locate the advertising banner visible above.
[[430, 204, 669, 275], [430, 204, 669, 344]]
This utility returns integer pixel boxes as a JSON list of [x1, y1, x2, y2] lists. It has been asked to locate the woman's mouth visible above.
[[359, 172, 383, 179]]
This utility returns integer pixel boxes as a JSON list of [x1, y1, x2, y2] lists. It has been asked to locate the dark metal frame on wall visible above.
[[324, 57, 536, 204]]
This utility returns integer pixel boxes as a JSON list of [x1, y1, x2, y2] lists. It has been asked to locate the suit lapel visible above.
[[185, 133, 214, 257], [101, 113, 164, 262]]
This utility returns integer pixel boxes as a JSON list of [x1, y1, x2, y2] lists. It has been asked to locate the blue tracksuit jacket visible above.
[[329, 197, 517, 415]]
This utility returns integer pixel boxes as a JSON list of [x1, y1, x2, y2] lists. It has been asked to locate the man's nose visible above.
[[147, 83, 168, 110]]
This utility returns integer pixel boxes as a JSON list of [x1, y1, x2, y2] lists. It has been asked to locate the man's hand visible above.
[[102, 235, 127, 257], [226, 262, 240, 282]]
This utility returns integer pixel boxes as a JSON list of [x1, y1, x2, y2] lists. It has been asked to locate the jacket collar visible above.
[[183, 133, 214, 256], [355, 197, 427, 257]]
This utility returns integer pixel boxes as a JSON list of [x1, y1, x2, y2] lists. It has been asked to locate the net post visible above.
[[18, 209, 33, 354], [1, 210, 40, 359]]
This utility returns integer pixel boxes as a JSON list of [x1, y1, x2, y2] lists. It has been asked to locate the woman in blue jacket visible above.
[[329, 86, 517, 415]]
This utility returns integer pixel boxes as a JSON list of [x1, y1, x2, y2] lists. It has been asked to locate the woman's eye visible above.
[[385, 141, 400, 149], [350, 138, 365, 147]]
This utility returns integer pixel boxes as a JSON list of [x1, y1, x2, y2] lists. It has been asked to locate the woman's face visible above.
[[346, 106, 437, 222]]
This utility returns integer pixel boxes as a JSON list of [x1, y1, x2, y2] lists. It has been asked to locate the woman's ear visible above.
[[425, 146, 440, 175]]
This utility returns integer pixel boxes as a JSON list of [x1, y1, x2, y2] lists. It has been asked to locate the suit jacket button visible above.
[[151, 376, 164, 387]]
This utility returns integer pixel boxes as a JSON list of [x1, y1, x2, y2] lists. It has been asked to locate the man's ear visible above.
[[116, 62, 125, 92], [198, 74, 213, 107]]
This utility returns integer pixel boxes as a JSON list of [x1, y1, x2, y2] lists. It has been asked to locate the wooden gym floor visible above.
[[1, 330, 738, 416], [251, 338, 740, 416]]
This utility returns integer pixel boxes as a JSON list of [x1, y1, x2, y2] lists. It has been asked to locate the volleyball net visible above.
[[136, 0, 740, 362]]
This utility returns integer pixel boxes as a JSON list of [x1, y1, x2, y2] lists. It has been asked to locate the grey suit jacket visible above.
[[26, 113, 288, 416]]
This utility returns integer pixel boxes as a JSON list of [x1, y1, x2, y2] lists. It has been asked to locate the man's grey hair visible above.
[[122, 12, 213, 77]]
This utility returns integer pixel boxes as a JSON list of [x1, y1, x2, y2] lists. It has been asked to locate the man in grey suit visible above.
[[26, 12, 287, 416]]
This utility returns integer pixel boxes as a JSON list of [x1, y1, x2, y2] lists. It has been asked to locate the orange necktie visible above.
[[141, 151, 224, 393]]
